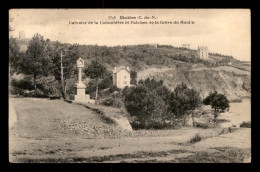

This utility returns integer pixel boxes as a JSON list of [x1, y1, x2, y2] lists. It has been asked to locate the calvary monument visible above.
[[69, 58, 94, 103]]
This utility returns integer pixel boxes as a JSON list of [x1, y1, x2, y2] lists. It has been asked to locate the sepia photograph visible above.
[[8, 9, 251, 163]]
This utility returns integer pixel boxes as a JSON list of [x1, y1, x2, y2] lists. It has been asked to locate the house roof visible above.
[[198, 46, 208, 50], [113, 66, 130, 74]]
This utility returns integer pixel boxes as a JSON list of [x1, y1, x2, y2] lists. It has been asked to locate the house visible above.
[[112, 66, 131, 89], [197, 46, 209, 59]]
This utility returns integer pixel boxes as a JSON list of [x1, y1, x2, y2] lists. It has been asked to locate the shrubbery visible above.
[[123, 84, 168, 129], [189, 134, 202, 143], [203, 91, 230, 126], [240, 121, 251, 128], [11, 78, 34, 91], [10, 77, 61, 98], [123, 79, 202, 129], [100, 97, 124, 108]]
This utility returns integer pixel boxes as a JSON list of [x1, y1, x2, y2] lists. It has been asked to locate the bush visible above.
[[100, 97, 124, 108], [230, 98, 242, 103], [37, 80, 61, 97], [109, 85, 121, 93], [189, 134, 202, 143], [193, 122, 209, 129], [112, 99, 124, 108], [32, 89, 49, 98], [10, 77, 61, 98], [240, 121, 251, 128], [203, 91, 229, 126], [219, 127, 235, 135], [101, 97, 114, 106], [124, 85, 168, 129], [11, 78, 34, 90], [10, 86, 26, 96]]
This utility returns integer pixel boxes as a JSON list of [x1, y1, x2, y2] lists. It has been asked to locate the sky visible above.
[[9, 9, 251, 61]]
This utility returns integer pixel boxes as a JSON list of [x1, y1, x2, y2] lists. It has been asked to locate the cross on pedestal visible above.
[[69, 58, 94, 103]]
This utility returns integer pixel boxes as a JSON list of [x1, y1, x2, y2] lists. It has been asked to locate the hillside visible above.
[[137, 64, 250, 101], [13, 38, 250, 101], [10, 97, 133, 139]]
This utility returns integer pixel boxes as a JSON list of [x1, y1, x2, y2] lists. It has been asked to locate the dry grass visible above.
[[175, 147, 251, 163], [16, 149, 188, 163]]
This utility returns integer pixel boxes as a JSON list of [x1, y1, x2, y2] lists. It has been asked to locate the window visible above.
[[123, 81, 127, 84], [124, 75, 126, 79]]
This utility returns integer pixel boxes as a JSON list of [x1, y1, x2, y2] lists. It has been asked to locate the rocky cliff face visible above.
[[137, 65, 251, 101]]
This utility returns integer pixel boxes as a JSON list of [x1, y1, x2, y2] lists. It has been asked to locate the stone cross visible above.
[[76, 58, 84, 83], [69, 58, 94, 103]]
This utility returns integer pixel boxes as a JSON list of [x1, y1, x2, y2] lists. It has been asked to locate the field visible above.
[[9, 97, 251, 163]]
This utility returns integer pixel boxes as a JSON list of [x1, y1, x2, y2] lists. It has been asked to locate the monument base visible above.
[[68, 81, 95, 103], [69, 94, 95, 103]]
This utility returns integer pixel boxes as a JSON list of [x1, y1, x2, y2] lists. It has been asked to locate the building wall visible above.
[[197, 48, 209, 59], [115, 69, 130, 89]]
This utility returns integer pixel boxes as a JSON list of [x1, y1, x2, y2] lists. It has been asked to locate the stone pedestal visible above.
[[69, 58, 95, 103], [69, 81, 94, 103]]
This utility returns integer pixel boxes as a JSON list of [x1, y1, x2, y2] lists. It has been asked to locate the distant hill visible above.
[[77, 43, 250, 101], [13, 38, 250, 101], [75, 44, 237, 72]]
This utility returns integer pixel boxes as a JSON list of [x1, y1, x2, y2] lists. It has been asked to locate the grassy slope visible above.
[[10, 98, 132, 139]]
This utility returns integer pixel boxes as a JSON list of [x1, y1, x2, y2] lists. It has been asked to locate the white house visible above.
[[197, 46, 209, 59], [112, 66, 131, 89]]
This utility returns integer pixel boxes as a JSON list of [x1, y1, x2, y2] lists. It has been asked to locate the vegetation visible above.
[[51, 42, 79, 98], [175, 147, 250, 163], [16, 149, 188, 163], [240, 121, 251, 128], [130, 70, 137, 85], [10, 33, 239, 130], [17, 34, 53, 90], [189, 134, 202, 144], [203, 91, 230, 126], [84, 59, 109, 102], [123, 79, 202, 129], [168, 83, 202, 126], [9, 38, 20, 74]]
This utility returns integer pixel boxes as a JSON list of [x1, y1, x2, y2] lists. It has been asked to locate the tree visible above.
[[203, 91, 230, 126], [51, 43, 79, 98], [18, 33, 53, 90], [9, 17, 17, 92], [123, 85, 167, 128], [84, 59, 107, 103], [130, 70, 137, 85], [168, 83, 201, 126], [9, 38, 20, 76]]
